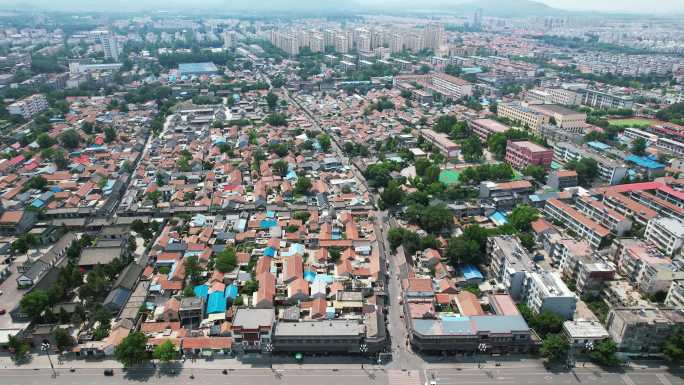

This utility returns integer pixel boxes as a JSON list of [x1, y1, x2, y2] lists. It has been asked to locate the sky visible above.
[[5, 0, 684, 14], [541, 0, 684, 14]]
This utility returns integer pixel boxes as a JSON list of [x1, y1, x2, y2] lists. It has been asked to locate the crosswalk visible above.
[[388, 370, 422, 385], [657, 373, 673, 385], [622, 374, 636, 385]]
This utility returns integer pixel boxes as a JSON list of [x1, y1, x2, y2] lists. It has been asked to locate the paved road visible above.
[[1, 367, 682, 385], [428, 367, 684, 385]]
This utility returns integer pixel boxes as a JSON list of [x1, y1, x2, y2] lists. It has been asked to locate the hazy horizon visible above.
[[1, 0, 683, 15]]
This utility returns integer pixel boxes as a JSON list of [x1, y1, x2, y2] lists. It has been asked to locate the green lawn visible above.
[[608, 118, 654, 128], [439, 170, 460, 185]]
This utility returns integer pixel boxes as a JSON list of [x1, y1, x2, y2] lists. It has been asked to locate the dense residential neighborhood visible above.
[[0, 3, 683, 385]]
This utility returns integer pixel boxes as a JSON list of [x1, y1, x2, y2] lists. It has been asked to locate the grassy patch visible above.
[[608, 118, 653, 128]]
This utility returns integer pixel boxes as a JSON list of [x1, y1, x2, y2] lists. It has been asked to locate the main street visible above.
[[0, 366, 683, 385]]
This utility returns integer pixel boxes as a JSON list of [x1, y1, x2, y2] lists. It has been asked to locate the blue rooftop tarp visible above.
[[207, 291, 227, 314], [489, 211, 508, 226], [285, 170, 297, 180], [282, 243, 305, 257], [314, 274, 334, 284], [587, 141, 610, 151], [193, 284, 209, 299], [625, 155, 665, 170], [461, 265, 484, 281], [31, 199, 45, 208], [304, 271, 316, 282], [264, 247, 276, 257], [260, 219, 278, 229], [225, 284, 238, 301], [50, 186, 63, 192]]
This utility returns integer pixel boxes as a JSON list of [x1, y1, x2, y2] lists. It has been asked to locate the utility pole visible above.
[[41, 342, 57, 378]]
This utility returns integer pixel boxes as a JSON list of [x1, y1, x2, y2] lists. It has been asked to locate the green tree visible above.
[[523, 165, 547, 183], [630, 137, 647, 156], [294, 176, 312, 195], [509, 205, 539, 232], [589, 339, 620, 367], [52, 149, 68, 170], [215, 247, 237, 273], [445, 237, 480, 266], [317, 133, 331, 151], [380, 181, 404, 208], [663, 326, 684, 364], [20, 290, 50, 322], [566, 158, 599, 187], [59, 129, 80, 150], [153, 339, 178, 363], [114, 332, 148, 368], [265, 113, 288, 126], [265, 92, 278, 110], [461, 137, 483, 162], [7, 335, 29, 362], [272, 160, 289, 177], [541, 333, 569, 364], [37, 133, 55, 148], [104, 126, 117, 143], [54, 328, 75, 352]]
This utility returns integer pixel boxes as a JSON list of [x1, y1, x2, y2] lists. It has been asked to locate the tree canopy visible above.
[[115, 332, 148, 368]]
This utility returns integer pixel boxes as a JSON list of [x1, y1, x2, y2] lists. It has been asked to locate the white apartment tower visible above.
[[423, 22, 444, 51], [335, 35, 349, 54], [91, 30, 119, 61], [390, 34, 403, 54]]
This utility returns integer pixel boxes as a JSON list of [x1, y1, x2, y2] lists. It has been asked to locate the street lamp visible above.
[[41, 342, 57, 378]]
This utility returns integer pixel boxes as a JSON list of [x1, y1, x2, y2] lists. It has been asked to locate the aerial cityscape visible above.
[[0, 1, 683, 384]]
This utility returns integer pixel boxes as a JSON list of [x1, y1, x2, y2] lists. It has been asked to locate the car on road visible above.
[[103, 369, 114, 376], [0, 308, 6, 315]]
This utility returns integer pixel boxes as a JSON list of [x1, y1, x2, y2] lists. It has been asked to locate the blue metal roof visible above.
[[260, 219, 278, 229], [489, 211, 508, 226], [625, 155, 665, 170], [303, 270, 316, 282], [587, 141, 610, 151], [193, 284, 209, 299], [264, 247, 276, 257], [225, 284, 238, 300], [207, 291, 227, 314], [461, 265, 484, 281]]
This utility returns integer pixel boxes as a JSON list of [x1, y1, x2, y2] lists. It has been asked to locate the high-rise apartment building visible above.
[[335, 35, 349, 54], [423, 22, 444, 51], [390, 34, 403, 54], [91, 30, 119, 61], [358, 34, 371, 53]]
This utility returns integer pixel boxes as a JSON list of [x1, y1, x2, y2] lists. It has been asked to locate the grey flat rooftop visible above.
[[274, 320, 365, 337], [233, 308, 275, 329]]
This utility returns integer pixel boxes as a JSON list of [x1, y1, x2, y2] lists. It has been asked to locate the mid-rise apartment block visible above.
[[420, 129, 460, 160], [505, 140, 553, 170], [546, 170, 578, 190], [529, 104, 587, 133], [488, 236, 576, 319], [523, 271, 576, 320], [469, 118, 509, 143], [606, 307, 684, 354], [553, 142, 628, 185], [8, 94, 49, 119], [544, 198, 611, 249], [666, 280, 684, 308], [554, 238, 615, 295], [575, 196, 632, 236], [497, 102, 550, 135], [581, 89, 634, 110], [644, 217, 684, 257], [616, 239, 684, 295]]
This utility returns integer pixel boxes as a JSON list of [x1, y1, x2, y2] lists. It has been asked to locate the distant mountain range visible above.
[[7, 0, 676, 17]]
